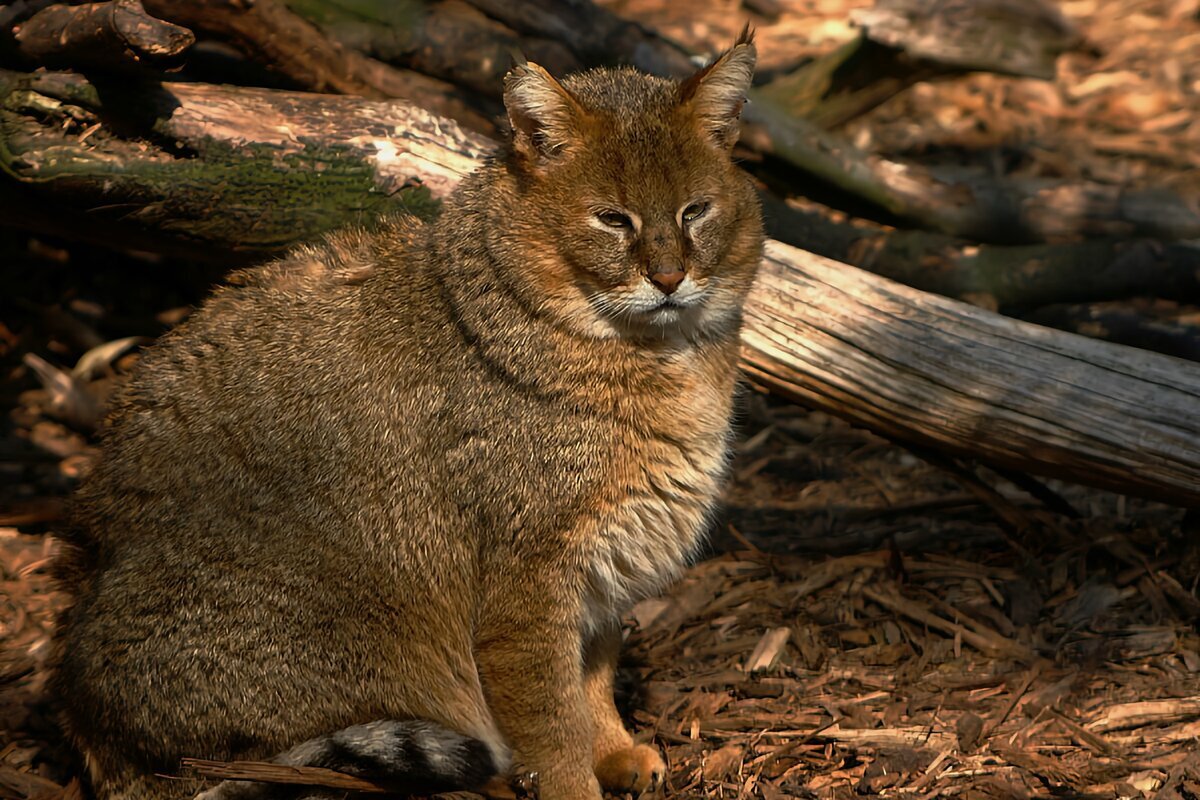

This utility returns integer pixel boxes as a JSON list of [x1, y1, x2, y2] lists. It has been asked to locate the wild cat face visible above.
[[499, 33, 764, 342]]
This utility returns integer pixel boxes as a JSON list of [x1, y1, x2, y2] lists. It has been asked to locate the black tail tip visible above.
[[456, 737, 501, 790]]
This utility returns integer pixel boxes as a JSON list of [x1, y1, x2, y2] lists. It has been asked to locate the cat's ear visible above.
[[679, 26, 756, 150], [504, 62, 586, 161]]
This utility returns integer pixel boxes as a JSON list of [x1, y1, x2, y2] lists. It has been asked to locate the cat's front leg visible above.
[[476, 585, 603, 800], [585, 623, 666, 794]]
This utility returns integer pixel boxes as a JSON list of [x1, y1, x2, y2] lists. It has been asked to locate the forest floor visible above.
[[3, 0, 1200, 799]]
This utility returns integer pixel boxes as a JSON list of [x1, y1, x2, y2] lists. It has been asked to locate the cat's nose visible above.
[[648, 265, 685, 295]]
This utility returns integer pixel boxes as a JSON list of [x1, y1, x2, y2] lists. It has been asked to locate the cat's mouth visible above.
[[641, 297, 704, 327], [646, 290, 704, 312], [583, 281, 709, 334]]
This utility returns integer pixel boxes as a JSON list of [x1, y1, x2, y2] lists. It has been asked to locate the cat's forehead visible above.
[[562, 68, 715, 169], [545, 66, 733, 202], [561, 67, 679, 115]]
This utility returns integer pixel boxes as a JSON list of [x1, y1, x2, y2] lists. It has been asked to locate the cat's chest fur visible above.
[[576, 362, 735, 635]]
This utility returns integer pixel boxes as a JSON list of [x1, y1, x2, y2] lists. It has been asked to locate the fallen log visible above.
[[741, 98, 1200, 244], [286, 0, 580, 98], [0, 70, 484, 253], [19, 0, 1188, 246], [10, 67, 1196, 307], [2, 73, 1198, 507], [742, 242, 1200, 507], [1022, 300, 1200, 363], [758, 194, 1200, 311]]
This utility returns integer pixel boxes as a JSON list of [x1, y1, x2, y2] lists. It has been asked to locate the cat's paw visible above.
[[594, 744, 665, 795]]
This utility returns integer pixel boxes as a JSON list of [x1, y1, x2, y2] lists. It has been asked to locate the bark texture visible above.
[[742, 242, 1200, 507]]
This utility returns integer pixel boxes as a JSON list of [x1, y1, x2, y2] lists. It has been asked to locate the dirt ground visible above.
[[3, 0, 1200, 799]]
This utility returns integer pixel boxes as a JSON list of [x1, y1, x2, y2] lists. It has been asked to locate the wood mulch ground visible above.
[[3, 1, 1200, 799], [622, 395, 1200, 799]]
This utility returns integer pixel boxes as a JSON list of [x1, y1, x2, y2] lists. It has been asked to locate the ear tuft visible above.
[[679, 27, 757, 149], [503, 62, 584, 161]]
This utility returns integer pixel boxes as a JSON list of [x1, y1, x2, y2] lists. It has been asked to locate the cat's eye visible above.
[[682, 201, 709, 223], [597, 210, 634, 229]]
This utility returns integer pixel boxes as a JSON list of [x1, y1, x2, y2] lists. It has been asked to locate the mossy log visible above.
[[8, 69, 1193, 307], [3, 71, 1197, 507], [20, 0, 1191, 245], [0, 70, 483, 255]]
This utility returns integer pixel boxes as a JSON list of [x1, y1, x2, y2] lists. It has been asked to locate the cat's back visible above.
[[71, 217, 444, 548]]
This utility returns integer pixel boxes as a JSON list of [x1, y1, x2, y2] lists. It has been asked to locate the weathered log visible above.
[[7, 65, 1200, 313], [9, 68, 1192, 312], [741, 242, 1200, 507], [2, 72, 1198, 506], [48, 0, 1182, 245], [8, 0, 194, 71], [0, 70, 482, 253]]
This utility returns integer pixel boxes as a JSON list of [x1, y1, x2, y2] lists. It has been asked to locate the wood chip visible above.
[[745, 628, 792, 673]]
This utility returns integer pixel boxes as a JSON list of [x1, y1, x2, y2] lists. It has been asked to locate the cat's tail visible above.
[[194, 719, 503, 800]]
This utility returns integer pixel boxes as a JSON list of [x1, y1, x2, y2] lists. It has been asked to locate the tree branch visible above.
[[10, 0, 194, 71]]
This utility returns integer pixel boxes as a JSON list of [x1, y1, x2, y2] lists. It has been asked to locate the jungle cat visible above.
[[52, 30, 763, 800]]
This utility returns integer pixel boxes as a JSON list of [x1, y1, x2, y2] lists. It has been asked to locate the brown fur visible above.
[[52, 32, 762, 800]]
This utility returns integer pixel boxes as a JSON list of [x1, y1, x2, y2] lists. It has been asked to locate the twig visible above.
[[1087, 696, 1200, 733], [982, 665, 1041, 741], [863, 585, 1036, 662], [181, 758, 392, 793], [1046, 708, 1114, 754], [987, 465, 1080, 518]]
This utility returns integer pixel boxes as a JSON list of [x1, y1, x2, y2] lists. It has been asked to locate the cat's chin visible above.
[[592, 302, 732, 344]]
